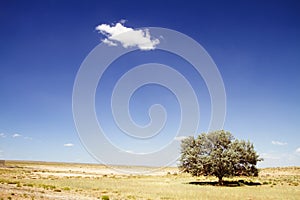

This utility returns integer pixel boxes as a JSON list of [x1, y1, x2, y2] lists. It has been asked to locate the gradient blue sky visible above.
[[0, 0, 300, 167]]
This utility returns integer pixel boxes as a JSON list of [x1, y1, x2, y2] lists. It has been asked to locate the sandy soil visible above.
[[0, 183, 95, 200], [30, 164, 178, 176], [0, 161, 179, 199]]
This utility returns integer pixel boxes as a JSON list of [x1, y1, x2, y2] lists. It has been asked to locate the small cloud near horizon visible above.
[[64, 143, 74, 147], [174, 136, 188, 141], [12, 133, 21, 138], [271, 140, 287, 146], [296, 147, 300, 154], [125, 150, 134, 154], [95, 21, 160, 50]]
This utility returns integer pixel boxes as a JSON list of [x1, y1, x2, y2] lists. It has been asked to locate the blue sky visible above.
[[0, 0, 300, 168]]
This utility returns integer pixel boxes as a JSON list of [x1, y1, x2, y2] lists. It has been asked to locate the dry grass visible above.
[[0, 161, 299, 199]]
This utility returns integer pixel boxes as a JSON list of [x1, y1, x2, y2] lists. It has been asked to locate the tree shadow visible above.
[[188, 180, 262, 187]]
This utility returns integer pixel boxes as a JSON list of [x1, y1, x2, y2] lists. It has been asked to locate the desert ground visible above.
[[0, 161, 299, 200]]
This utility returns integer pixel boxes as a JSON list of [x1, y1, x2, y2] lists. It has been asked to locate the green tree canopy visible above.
[[179, 130, 262, 185]]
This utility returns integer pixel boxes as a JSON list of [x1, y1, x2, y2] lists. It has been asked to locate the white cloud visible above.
[[119, 19, 127, 24], [12, 133, 21, 138], [271, 140, 287, 146], [174, 136, 188, 141], [296, 147, 300, 154], [0, 133, 6, 138], [64, 143, 74, 147], [102, 38, 118, 46], [96, 21, 160, 50], [125, 150, 134, 153]]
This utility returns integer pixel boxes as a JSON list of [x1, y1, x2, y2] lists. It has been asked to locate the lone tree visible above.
[[179, 130, 262, 185]]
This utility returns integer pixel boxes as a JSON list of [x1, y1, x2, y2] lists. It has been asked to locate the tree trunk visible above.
[[218, 176, 223, 185]]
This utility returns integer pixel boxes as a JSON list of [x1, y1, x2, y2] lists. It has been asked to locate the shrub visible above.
[[101, 195, 110, 200], [62, 187, 71, 191]]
